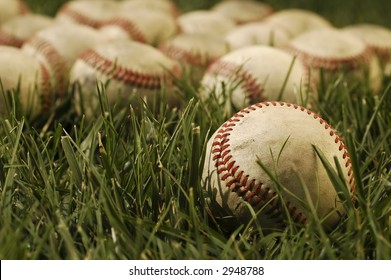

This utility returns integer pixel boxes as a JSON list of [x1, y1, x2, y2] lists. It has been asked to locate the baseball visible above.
[[0, 0, 29, 25], [178, 10, 236, 37], [120, 0, 179, 18], [202, 101, 355, 230], [159, 33, 229, 82], [98, 9, 178, 46], [0, 45, 51, 116], [211, 0, 273, 24], [21, 22, 106, 94], [342, 23, 391, 75], [0, 14, 54, 47], [224, 22, 291, 50], [69, 39, 181, 116], [200, 45, 313, 113], [55, 0, 118, 28], [264, 9, 333, 39], [286, 28, 382, 92]]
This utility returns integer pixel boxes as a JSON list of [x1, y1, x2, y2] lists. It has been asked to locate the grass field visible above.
[[0, 0, 390, 260]]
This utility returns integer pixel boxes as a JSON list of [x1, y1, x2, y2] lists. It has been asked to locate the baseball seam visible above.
[[24, 37, 68, 94], [0, 31, 25, 47], [159, 44, 219, 67], [99, 18, 147, 44], [210, 101, 355, 225], [39, 63, 53, 112], [58, 6, 102, 28], [206, 60, 264, 104], [167, 4, 180, 18], [79, 49, 175, 90], [368, 45, 391, 61], [18, 0, 30, 14]]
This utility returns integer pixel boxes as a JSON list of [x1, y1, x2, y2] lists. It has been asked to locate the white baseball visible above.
[[159, 33, 229, 82], [69, 40, 181, 116], [21, 22, 107, 94], [224, 22, 291, 50], [0, 0, 29, 25], [286, 28, 382, 92], [55, 0, 118, 28], [120, 0, 179, 18], [0, 45, 51, 116], [178, 10, 236, 37], [342, 23, 391, 76], [202, 102, 355, 230], [211, 0, 273, 24], [0, 14, 54, 47], [200, 45, 313, 112], [264, 9, 332, 39], [99, 9, 178, 46]]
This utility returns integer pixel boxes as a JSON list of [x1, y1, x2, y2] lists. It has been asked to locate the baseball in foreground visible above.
[[200, 46, 313, 112], [202, 102, 355, 230], [69, 40, 181, 116]]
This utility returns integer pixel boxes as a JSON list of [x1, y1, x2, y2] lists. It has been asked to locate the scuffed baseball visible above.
[[0, 0, 29, 25], [202, 102, 355, 230], [0, 14, 54, 47], [200, 46, 313, 112], [21, 23, 107, 94], [264, 9, 332, 39], [55, 0, 118, 28], [0, 45, 51, 116], [286, 28, 382, 92], [99, 9, 178, 46], [178, 10, 236, 37], [69, 40, 181, 116], [212, 0, 273, 24], [224, 22, 291, 51]]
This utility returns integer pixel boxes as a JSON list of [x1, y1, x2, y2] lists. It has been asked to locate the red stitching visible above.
[[286, 44, 373, 71], [159, 44, 219, 67], [206, 60, 264, 104], [58, 5, 101, 28], [79, 49, 174, 90], [371, 45, 391, 61], [100, 18, 147, 44], [24, 37, 68, 94], [39, 63, 53, 112], [0, 31, 25, 47], [18, 0, 30, 14], [211, 101, 356, 225]]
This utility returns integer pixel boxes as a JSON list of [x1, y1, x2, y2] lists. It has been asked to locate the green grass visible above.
[[25, 0, 391, 28], [0, 0, 390, 260]]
